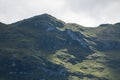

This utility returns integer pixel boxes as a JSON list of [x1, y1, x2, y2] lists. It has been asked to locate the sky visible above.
[[0, 0, 120, 27]]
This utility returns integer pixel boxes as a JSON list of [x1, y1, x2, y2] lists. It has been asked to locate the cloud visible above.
[[66, 0, 120, 26], [0, 0, 120, 27], [0, 0, 67, 23]]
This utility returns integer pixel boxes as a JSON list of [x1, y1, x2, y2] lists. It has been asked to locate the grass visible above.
[[47, 49, 120, 80]]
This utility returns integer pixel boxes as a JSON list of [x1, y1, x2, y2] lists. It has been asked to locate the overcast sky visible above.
[[0, 0, 120, 27]]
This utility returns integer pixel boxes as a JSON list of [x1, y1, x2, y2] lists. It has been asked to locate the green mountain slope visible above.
[[0, 14, 120, 80]]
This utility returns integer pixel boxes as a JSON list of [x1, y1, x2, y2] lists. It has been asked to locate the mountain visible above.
[[0, 14, 120, 80]]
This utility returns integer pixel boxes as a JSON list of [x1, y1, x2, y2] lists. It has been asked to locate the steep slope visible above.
[[0, 14, 120, 80], [54, 22, 120, 80], [62, 23, 120, 50]]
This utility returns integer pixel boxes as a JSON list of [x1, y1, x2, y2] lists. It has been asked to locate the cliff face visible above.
[[0, 14, 120, 80]]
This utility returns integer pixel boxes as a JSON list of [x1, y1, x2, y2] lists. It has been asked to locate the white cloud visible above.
[[0, 0, 120, 27]]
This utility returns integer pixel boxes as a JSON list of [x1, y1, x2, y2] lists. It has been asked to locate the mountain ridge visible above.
[[0, 14, 120, 80]]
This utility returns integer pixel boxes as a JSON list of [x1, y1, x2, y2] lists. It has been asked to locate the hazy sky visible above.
[[0, 0, 120, 27]]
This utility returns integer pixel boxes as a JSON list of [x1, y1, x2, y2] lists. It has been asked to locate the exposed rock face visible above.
[[65, 29, 89, 49]]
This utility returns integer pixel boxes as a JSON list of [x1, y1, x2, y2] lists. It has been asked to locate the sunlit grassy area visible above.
[[48, 49, 120, 80]]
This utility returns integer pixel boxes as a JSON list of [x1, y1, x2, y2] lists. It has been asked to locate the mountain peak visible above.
[[40, 13, 54, 17], [11, 13, 65, 28], [33, 13, 56, 20], [98, 23, 112, 27], [114, 22, 120, 26]]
